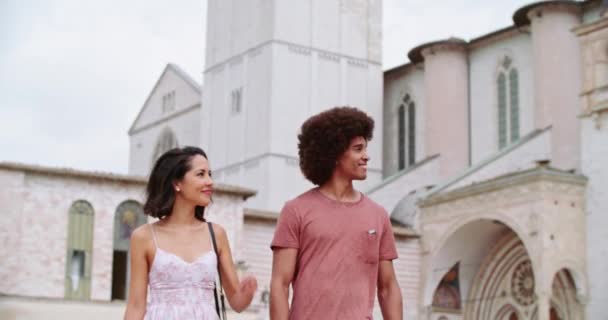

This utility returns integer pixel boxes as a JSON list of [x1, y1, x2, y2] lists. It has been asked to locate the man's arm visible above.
[[377, 260, 403, 320], [270, 248, 298, 320]]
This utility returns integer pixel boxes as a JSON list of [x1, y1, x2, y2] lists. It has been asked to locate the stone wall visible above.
[[0, 163, 252, 302]]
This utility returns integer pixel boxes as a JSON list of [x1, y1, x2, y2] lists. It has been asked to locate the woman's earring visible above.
[[176, 187, 181, 192]]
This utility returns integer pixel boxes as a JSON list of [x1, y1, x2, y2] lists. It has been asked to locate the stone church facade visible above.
[[2, 1, 608, 319]]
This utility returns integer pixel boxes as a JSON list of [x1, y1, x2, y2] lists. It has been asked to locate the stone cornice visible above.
[[419, 166, 587, 208], [0, 162, 257, 199], [204, 39, 381, 74], [243, 208, 279, 221], [392, 225, 420, 238], [573, 16, 608, 36], [514, 1, 582, 27], [408, 38, 467, 64]]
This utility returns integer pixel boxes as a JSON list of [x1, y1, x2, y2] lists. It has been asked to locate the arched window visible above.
[[152, 128, 178, 164], [398, 94, 416, 170], [111, 200, 147, 300], [65, 200, 94, 300], [497, 56, 520, 149]]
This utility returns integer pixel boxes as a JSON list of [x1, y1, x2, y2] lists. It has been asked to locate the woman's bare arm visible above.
[[123, 226, 151, 320], [213, 224, 258, 312]]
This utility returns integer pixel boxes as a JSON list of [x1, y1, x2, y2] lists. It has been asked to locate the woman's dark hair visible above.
[[298, 106, 374, 186], [144, 146, 209, 221]]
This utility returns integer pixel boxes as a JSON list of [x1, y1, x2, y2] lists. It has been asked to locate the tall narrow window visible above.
[[230, 87, 243, 114], [509, 69, 520, 142], [397, 94, 416, 170], [398, 104, 406, 170], [498, 73, 508, 149], [407, 103, 416, 166], [497, 56, 520, 149], [65, 200, 94, 300]]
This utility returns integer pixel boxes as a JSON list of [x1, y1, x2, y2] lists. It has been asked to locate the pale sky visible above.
[[0, 0, 536, 174]]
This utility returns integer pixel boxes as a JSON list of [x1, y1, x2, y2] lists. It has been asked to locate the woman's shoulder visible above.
[[130, 223, 154, 245], [208, 221, 226, 237]]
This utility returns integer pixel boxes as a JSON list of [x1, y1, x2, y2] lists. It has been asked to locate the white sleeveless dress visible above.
[[144, 224, 220, 320]]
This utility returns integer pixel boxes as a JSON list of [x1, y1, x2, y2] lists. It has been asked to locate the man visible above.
[[270, 107, 403, 319]]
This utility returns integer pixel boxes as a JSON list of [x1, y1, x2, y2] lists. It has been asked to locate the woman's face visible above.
[[175, 154, 214, 207]]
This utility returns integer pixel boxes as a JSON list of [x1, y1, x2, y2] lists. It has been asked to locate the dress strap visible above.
[[149, 223, 159, 248]]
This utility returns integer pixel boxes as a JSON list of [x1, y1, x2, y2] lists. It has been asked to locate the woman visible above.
[[124, 146, 257, 320]]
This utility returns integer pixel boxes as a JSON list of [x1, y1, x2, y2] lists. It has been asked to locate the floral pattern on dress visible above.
[[145, 226, 220, 320]]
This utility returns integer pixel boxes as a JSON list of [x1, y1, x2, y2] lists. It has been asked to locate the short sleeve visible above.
[[379, 212, 398, 261], [270, 202, 301, 250]]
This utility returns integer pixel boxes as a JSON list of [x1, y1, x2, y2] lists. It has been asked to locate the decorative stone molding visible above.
[[419, 165, 588, 319], [247, 46, 263, 58], [211, 65, 225, 74], [244, 159, 260, 169], [318, 51, 340, 63], [228, 56, 243, 66], [347, 58, 368, 68], [287, 44, 311, 56], [575, 14, 608, 129]]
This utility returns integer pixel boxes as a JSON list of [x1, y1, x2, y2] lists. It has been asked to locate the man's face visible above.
[[336, 136, 369, 181]]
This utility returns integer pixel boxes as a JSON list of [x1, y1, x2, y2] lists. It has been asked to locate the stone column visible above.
[[517, 2, 583, 170], [409, 38, 470, 179], [536, 290, 551, 320]]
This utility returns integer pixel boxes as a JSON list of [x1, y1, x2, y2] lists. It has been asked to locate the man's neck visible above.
[[318, 177, 360, 203]]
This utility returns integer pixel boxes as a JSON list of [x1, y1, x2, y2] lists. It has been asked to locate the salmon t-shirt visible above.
[[271, 188, 398, 320]]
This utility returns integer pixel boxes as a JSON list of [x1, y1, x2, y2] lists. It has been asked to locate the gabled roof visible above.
[[168, 63, 201, 93], [128, 63, 201, 134]]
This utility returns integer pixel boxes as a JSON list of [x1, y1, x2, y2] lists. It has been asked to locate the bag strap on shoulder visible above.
[[208, 222, 227, 319]]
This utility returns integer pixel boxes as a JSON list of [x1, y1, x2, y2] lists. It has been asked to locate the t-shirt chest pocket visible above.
[[360, 228, 380, 264]]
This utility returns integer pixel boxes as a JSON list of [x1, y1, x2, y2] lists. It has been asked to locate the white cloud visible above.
[[0, 0, 206, 173]]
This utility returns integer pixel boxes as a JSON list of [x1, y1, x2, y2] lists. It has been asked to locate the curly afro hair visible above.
[[298, 106, 374, 186]]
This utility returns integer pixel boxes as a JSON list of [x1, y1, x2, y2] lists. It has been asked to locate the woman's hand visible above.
[[214, 224, 259, 312], [237, 274, 258, 304]]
